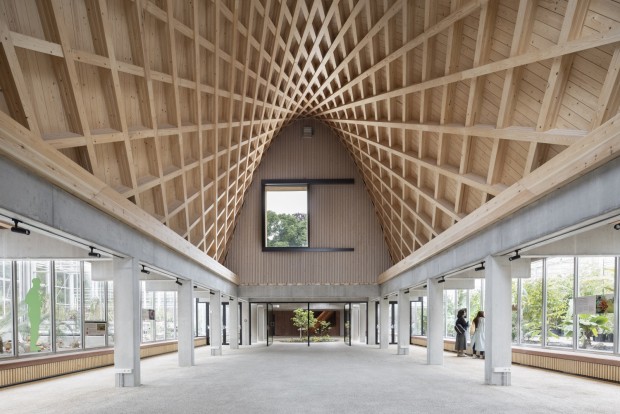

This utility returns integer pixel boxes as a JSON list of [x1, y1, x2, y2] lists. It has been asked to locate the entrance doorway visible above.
[[253, 302, 368, 346], [375, 301, 399, 345]]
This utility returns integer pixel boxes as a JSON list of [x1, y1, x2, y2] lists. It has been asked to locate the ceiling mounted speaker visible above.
[[302, 126, 314, 138]]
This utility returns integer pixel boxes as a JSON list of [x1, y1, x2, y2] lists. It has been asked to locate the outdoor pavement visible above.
[[2, 342, 620, 413]]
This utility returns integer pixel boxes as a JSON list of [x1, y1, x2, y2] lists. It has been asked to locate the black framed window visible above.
[[263, 183, 309, 248], [261, 179, 355, 252]]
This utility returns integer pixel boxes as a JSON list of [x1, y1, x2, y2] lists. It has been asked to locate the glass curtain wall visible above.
[[17, 261, 52, 354], [520, 260, 543, 344], [84, 262, 107, 349], [545, 257, 574, 348], [443, 283, 484, 339], [139, 281, 178, 343], [55, 261, 82, 351], [411, 298, 425, 336], [0, 261, 13, 357], [7, 260, 114, 356], [412, 256, 619, 358], [1, 259, 187, 359], [0, 260, 13, 358], [513, 256, 617, 354], [576, 257, 615, 351]]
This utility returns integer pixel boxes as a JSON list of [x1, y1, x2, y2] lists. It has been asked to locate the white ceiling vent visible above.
[[301, 126, 314, 138]]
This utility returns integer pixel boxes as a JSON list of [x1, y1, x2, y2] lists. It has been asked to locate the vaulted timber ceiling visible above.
[[0, 0, 619, 265]]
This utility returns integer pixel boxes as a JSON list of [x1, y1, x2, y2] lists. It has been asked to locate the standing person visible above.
[[25, 278, 43, 352], [454, 308, 469, 357], [471, 311, 485, 359]]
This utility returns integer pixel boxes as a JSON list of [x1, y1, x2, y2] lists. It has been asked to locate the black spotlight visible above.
[[140, 265, 150, 274], [10, 219, 30, 235], [437, 276, 446, 284], [175, 278, 183, 286], [509, 250, 521, 261], [475, 261, 485, 271], [614, 222, 620, 230], [404, 289, 410, 294], [88, 246, 101, 258]]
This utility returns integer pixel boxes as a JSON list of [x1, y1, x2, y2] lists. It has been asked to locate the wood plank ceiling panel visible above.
[[1, 0, 619, 269]]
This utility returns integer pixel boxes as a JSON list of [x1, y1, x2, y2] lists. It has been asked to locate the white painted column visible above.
[[241, 301, 250, 345], [398, 289, 410, 355], [210, 291, 222, 356], [380, 296, 390, 349], [427, 277, 444, 365], [367, 300, 376, 345], [177, 279, 194, 367], [485, 255, 512, 385], [229, 298, 239, 349], [113, 257, 141, 387]]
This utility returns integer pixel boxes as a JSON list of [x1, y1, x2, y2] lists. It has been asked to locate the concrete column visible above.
[[397, 289, 410, 355], [351, 305, 360, 341], [252, 304, 260, 342], [359, 303, 367, 343], [113, 257, 141, 387], [427, 277, 444, 365], [241, 301, 250, 345], [256, 304, 264, 342], [210, 291, 222, 356], [485, 255, 512, 385], [367, 300, 376, 345], [379, 296, 389, 349], [229, 298, 239, 349], [177, 279, 194, 367]]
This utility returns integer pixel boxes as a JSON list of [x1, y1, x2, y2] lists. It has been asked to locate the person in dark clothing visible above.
[[454, 308, 469, 357]]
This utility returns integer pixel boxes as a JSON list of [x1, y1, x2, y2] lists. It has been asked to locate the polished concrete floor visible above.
[[2, 343, 620, 413]]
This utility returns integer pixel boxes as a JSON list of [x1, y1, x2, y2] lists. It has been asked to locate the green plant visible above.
[[291, 308, 316, 338], [314, 320, 331, 337], [564, 315, 611, 348]]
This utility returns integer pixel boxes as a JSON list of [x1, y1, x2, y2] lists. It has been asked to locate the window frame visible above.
[[261, 179, 355, 252]]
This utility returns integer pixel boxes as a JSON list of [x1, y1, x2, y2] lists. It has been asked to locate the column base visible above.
[[486, 368, 511, 386], [397, 347, 410, 355], [211, 347, 222, 356]]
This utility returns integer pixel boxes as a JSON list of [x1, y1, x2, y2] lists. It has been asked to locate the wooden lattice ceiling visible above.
[[0, 0, 619, 266]]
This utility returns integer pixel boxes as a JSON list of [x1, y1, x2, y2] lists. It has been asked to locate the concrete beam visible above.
[[239, 284, 379, 302], [0, 156, 237, 295], [0, 230, 93, 259], [525, 224, 620, 256]]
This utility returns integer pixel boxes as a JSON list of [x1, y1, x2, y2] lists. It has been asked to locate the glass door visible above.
[[389, 301, 398, 344], [344, 303, 351, 346], [266, 303, 274, 346], [222, 302, 229, 345]]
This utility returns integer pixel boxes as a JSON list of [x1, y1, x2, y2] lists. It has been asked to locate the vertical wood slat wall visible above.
[[0, 338, 208, 388], [224, 119, 392, 285]]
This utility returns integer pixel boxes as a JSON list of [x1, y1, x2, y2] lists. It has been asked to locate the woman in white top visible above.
[[471, 311, 485, 359]]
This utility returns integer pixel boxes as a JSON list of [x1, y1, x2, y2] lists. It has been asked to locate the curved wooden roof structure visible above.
[[1, 0, 620, 283]]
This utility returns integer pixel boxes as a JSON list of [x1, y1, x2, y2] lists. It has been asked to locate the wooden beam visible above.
[[317, 26, 620, 116], [379, 112, 620, 283], [0, 111, 238, 283]]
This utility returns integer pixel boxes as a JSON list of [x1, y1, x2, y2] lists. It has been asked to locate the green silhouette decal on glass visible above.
[[25, 278, 42, 352]]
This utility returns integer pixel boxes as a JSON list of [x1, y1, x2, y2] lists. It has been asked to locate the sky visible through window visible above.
[[266, 190, 307, 214]]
